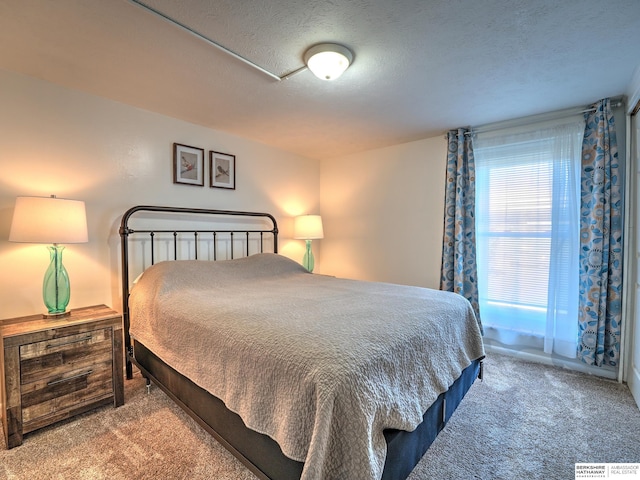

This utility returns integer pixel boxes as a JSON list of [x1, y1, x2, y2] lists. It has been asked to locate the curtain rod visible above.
[[451, 97, 625, 138]]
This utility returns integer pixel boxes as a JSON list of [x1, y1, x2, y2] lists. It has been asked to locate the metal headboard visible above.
[[119, 205, 279, 379]]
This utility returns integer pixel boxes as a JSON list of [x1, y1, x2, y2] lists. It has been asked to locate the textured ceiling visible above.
[[0, 0, 639, 159]]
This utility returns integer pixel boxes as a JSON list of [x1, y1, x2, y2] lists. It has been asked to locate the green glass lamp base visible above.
[[43, 311, 71, 319], [42, 244, 71, 317], [302, 239, 315, 272]]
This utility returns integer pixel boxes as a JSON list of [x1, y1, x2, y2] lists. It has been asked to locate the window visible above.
[[474, 118, 584, 357]]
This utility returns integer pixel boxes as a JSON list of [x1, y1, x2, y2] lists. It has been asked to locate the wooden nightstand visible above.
[[0, 304, 124, 448]]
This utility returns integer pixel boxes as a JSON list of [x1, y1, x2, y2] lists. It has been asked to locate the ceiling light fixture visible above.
[[303, 43, 354, 81]]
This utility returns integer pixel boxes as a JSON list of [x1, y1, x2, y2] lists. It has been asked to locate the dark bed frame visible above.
[[120, 205, 482, 480]]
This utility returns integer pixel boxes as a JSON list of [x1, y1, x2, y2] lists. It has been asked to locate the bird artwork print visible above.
[[216, 164, 229, 178], [181, 155, 194, 174]]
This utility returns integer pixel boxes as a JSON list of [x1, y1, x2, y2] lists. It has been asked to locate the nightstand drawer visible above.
[[19, 328, 113, 384], [20, 363, 113, 430], [18, 328, 114, 431]]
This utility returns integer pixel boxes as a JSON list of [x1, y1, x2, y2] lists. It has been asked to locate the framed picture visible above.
[[173, 143, 204, 186], [210, 151, 236, 189]]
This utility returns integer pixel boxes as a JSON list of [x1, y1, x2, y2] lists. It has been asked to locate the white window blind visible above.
[[474, 118, 584, 357]]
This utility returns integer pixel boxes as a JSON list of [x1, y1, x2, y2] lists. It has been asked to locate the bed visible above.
[[120, 205, 485, 480]]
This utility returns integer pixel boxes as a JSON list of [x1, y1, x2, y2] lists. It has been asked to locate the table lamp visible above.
[[293, 215, 323, 272], [9, 195, 88, 318]]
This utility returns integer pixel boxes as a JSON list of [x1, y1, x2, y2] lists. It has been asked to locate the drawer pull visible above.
[[46, 335, 93, 349], [47, 370, 93, 386]]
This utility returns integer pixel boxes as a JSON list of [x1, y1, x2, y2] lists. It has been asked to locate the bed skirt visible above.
[[132, 340, 481, 480]]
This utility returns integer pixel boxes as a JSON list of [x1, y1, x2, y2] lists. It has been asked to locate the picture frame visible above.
[[173, 143, 204, 186], [210, 151, 236, 189]]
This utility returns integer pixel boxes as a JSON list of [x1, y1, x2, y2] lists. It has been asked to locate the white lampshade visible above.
[[304, 43, 353, 81], [9, 196, 88, 244], [293, 215, 324, 240]]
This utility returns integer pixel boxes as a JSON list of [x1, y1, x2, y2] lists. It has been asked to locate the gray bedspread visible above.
[[129, 253, 484, 480]]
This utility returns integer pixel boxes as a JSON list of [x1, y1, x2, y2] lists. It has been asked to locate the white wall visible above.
[[319, 136, 446, 288], [0, 69, 320, 319]]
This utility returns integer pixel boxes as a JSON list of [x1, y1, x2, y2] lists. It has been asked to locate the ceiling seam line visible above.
[[128, 0, 306, 82]]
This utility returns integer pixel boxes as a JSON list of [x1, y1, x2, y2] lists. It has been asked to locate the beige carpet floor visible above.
[[1, 353, 639, 479]]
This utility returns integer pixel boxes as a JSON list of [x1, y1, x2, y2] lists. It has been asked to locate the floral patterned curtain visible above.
[[440, 129, 481, 325], [578, 98, 623, 367]]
